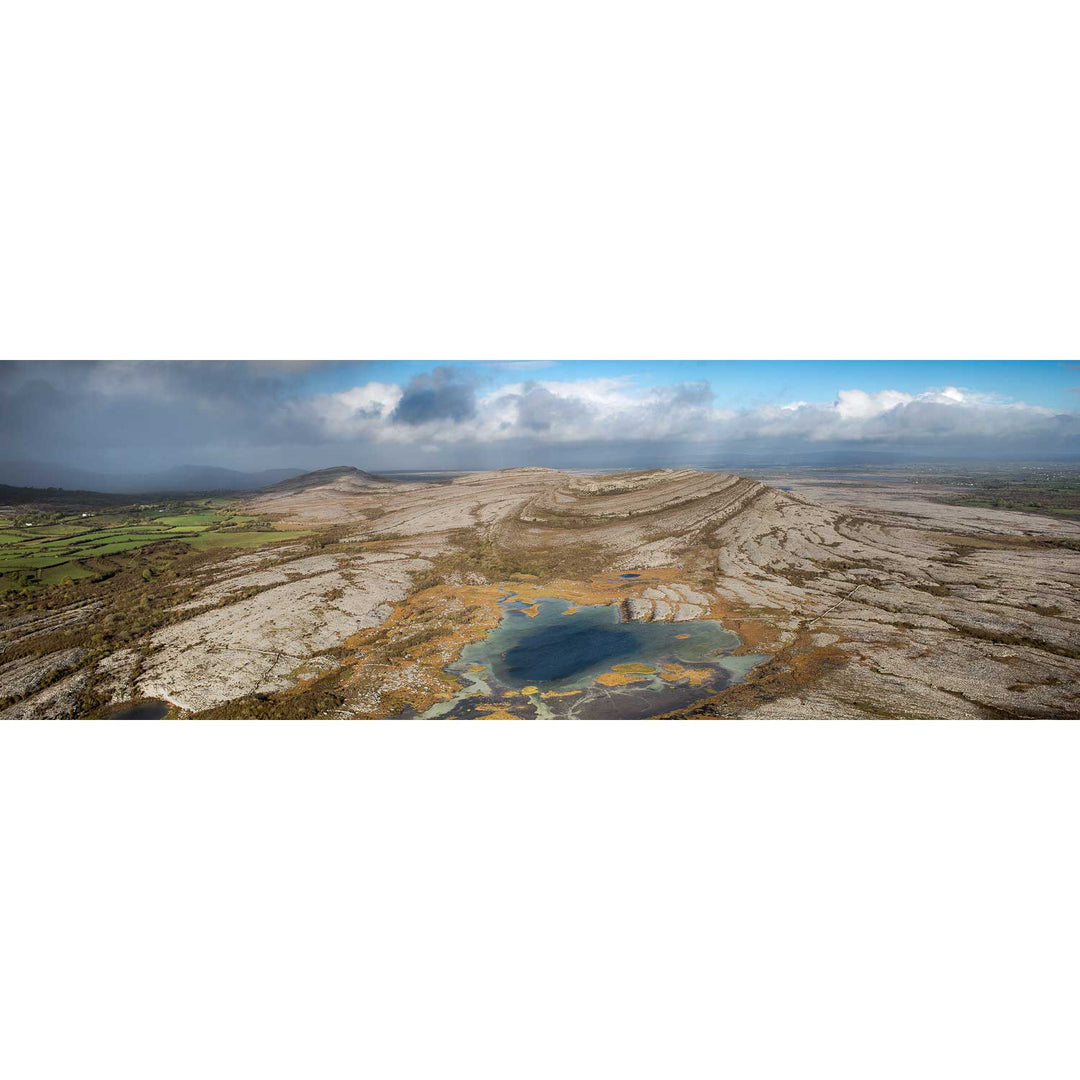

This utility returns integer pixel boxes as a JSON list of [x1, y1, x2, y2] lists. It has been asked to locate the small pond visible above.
[[422, 594, 768, 719], [100, 698, 172, 719]]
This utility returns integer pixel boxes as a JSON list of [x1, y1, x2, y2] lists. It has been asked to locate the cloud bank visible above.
[[1, 362, 1077, 473], [298, 371, 1076, 454]]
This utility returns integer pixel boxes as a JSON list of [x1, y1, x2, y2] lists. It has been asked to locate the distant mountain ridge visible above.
[[0, 461, 306, 494]]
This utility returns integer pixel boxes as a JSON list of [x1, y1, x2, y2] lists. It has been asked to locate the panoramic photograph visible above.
[[1, 359, 1078, 719]]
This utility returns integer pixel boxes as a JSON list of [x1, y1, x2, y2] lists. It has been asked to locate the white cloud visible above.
[[834, 388, 913, 420], [302, 382, 403, 436], [303, 376, 1071, 450]]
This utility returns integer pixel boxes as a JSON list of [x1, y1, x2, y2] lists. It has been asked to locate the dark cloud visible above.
[[389, 367, 476, 426], [0, 361, 336, 470]]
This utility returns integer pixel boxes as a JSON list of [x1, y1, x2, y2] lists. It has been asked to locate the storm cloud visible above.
[[389, 367, 477, 426]]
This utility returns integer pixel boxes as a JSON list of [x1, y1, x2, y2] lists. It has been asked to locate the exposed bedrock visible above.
[[2, 467, 1077, 718]]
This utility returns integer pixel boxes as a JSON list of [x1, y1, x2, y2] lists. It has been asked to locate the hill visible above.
[[0, 461, 304, 494], [260, 466, 393, 494], [0, 483, 131, 508]]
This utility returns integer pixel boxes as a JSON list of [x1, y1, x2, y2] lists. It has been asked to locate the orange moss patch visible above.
[[658, 663, 713, 686], [474, 704, 526, 719], [675, 633, 690, 639], [561, 607, 578, 616], [611, 662, 655, 674], [520, 685, 539, 695], [596, 671, 649, 687], [703, 595, 785, 656], [540, 689, 583, 699]]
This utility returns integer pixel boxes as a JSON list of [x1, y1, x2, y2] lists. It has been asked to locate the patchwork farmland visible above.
[[0, 500, 305, 590]]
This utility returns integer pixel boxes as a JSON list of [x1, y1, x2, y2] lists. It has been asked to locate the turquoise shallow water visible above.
[[422, 595, 769, 719]]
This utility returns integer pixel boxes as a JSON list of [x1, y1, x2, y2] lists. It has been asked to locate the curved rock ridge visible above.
[[522, 470, 761, 523]]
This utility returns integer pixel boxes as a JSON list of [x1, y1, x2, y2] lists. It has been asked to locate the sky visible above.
[[1, 360, 1078, 477]]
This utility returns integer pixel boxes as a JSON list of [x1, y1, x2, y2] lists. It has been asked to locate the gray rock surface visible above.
[[137, 552, 431, 712], [0, 647, 90, 702], [0, 668, 92, 720]]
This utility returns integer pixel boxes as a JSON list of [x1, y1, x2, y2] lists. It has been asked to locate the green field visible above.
[[0, 500, 307, 589]]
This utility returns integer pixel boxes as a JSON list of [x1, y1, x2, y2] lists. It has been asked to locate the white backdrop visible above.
[[1, 2, 1079, 1078], [1, 1, 1077, 360], [2, 723, 1079, 1079]]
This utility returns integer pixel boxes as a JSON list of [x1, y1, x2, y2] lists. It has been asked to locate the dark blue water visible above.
[[618, 573, 641, 579], [427, 595, 771, 718], [459, 597, 746, 692], [504, 623, 637, 682], [104, 698, 171, 719]]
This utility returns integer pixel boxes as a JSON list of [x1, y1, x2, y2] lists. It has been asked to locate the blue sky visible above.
[[301, 360, 1076, 411]]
